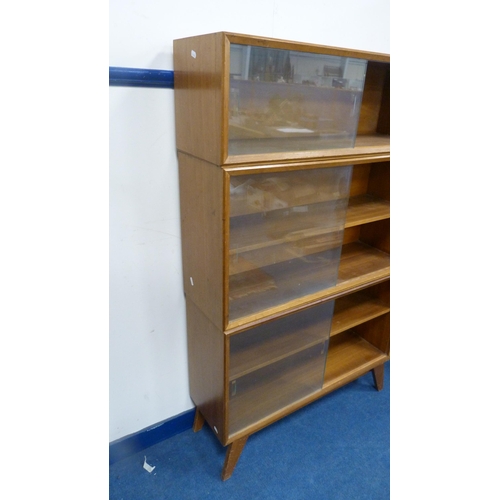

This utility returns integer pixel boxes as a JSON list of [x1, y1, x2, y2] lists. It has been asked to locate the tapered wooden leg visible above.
[[193, 407, 205, 433], [372, 364, 384, 391], [221, 436, 248, 481]]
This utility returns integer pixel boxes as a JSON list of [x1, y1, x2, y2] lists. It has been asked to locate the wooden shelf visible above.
[[345, 194, 389, 227], [229, 201, 345, 258], [323, 330, 388, 389], [228, 197, 387, 276], [229, 230, 344, 276], [230, 200, 345, 254], [336, 241, 389, 285], [230, 223, 343, 259], [228, 241, 389, 327], [229, 289, 390, 387], [229, 248, 338, 320], [331, 291, 389, 337]]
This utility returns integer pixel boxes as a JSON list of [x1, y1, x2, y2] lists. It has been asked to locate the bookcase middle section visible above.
[[227, 166, 352, 323]]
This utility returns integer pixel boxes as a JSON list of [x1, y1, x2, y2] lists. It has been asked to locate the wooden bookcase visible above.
[[174, 32, 390, 480]]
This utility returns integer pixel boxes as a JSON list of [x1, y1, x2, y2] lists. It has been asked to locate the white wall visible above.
[[109, 0, 389, 443]]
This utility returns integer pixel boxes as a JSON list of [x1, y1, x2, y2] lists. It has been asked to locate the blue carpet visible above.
[[109, 362, 389, 499]]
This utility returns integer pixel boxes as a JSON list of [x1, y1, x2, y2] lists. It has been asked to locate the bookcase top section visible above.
[[173, 31, 389, 168]]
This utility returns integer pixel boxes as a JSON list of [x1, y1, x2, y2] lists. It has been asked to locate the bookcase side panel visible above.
[[178, 152, 224, 330], [186, 298, 226, 443], [174, 33, 225, 165]]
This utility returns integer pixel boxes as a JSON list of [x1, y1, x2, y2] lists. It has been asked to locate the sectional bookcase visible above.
[[174, 32, 390, 480]]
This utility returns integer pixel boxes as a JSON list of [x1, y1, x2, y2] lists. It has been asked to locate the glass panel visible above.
[[229, 166, 352, 321], [228, 301, 334, 436], [229, 44, 367, 156]]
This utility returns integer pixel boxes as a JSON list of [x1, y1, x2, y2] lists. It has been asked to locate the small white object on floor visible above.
[[143, 456, 156, 473]]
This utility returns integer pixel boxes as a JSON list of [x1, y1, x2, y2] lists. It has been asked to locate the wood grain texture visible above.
[[342, 225, 361, 245], [349, 163, 371, 197], [356, 312, 390, 355], [331, 291, 390, 337], [336, 242, 389, 284], [223, 136, 389, 167], [185, 298, 226, 444], [226, 241, 389, 333], [345, 194, 390, 227], [323, 331, 388, 386], [174, 33, 225, 165], [222, 144, 389, 171], [178, 152, 224, 329], [346, 162, 389, 226]]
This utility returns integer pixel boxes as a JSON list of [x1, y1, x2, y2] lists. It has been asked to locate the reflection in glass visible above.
[[229, 166, 352, 321], [228, 301, 334, 435], [229, 44, 368, 155]]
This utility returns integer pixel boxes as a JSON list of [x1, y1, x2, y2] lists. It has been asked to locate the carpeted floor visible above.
[[109, 362, 389, 499]]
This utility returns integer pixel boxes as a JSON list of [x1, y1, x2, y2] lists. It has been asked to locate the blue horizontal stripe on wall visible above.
[[109, 67, 174, 88], [109, 408, 195, 465]]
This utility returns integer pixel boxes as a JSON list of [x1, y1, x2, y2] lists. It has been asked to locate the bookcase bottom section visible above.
[[227, 304, 389, 440]]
